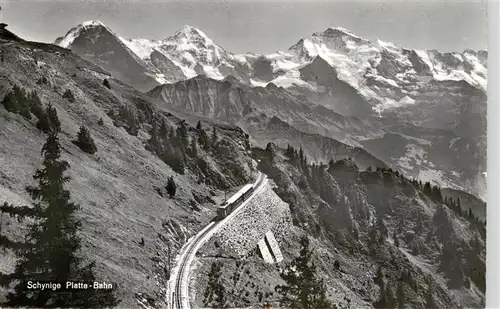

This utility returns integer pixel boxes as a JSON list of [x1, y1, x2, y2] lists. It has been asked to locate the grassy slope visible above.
[[0, 35, 254, 308]]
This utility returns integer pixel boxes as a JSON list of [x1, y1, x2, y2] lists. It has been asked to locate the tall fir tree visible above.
[[1, 133, 118, 308], [176, 120, 189, 149]]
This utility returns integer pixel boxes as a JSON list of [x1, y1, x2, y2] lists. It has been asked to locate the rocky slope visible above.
[[247, 144, 484, 309], [0, 28, 257, 308], [148, 75, 486, 199], [185, 143, 485, 309]]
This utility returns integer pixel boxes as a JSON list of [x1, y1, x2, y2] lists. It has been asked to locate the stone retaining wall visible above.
[[212, 183, 292, 257]]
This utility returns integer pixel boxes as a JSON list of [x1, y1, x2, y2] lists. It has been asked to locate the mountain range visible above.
[[54, 20, 487, 200]]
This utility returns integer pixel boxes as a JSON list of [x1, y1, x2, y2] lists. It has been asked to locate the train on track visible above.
[[216, 183, 255, 220]]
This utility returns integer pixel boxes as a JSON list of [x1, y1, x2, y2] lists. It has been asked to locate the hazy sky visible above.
[[0, 0, 489, 54]]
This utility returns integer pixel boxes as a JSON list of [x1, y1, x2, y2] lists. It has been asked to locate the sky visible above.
[[0, 0, 489, 54]]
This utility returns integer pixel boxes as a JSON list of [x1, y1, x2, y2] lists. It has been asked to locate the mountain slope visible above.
[[0, 29, 256, 308], [189, 143, 485, 308], [148, 75, 486, 199], [55, 20, 160, 92]]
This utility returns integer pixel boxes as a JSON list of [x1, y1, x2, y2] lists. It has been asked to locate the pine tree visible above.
[[35, 104, 60, 134], [211, 127, 218, 147], [176, 120, 189, 149], [203, 262, 225, 308], [189, 137, 198, 158], [196, 121, 209, 150], [397, 280, 405, 309], [62, 89, 75, 103], [103, 79, 111, 89], [29, 91, 44, 119], [424, 290, 438, 309], [394, 230, 400, 247], [158, 119, 169, 140], [46, 103, 61, 133], [146, 120, 162, 154], [374, 266, 385, 294], [166, 176, 177, 198], [275, 236, 333, 309], [385, 285, 397, 309], [1, 133, 119, 308], [1, 90, 20, 114], [72, 125, 97, 154]]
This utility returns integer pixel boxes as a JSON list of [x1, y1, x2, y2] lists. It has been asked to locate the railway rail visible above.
[[171, 171, 267, 309]]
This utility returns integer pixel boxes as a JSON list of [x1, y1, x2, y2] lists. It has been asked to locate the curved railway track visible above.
[[171, 172, 267, 309]]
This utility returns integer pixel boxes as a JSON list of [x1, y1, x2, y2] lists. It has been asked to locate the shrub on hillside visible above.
[[166, 176, 177, 198], [1, 85, 32, 120], [103, 79, 111, 89], [62, 89, 75, 102], [36, 76, 49, 85], [72, 125, 97, 154]]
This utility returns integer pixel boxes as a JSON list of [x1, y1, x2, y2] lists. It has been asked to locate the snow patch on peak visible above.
[[81, 20, 106, 27], [119, 37, 162, 60], [56, 20, 111, 49], [376, 39, 399, 52], [171, 25, 212, 44], [321, 27, 363, 40]]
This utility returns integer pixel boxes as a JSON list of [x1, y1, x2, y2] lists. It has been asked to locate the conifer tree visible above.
[[189, 137, 198, 158], [374, 266, 385, 294], [166, 176, 177, 198], [35, 103, 60, 134], [146, 120, 162, 154], [46, 103, 61, 133], [211, 127, 218, 147], [1, 133, 119, 308], [203, 261, 225, 308], [103, 79, 111, 89], [72, 125, 97, 154], [397, 280, 405, 309], [275, 236, 333, 309], [385, 285, 397, 309], [176, 120, 189, 149], [394, 230, 400, 247], [196, 122, 209, 150], [1, 90, 20, 114], [424, 290, 438, 309]]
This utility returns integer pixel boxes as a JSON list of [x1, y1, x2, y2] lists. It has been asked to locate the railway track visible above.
[[171, 172, 266, 309]]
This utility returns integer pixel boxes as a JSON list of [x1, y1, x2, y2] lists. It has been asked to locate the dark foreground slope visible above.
[[0, 29, 256, 308]]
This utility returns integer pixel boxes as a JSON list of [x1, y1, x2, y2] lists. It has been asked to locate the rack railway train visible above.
[[216, 183, 255, 220]]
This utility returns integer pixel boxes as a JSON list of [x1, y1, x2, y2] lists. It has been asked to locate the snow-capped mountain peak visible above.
[[81, 20, 106, 28], [170, 25, 212, 43], [55, 20, 112, 48], [317, 27, 365, 40]]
